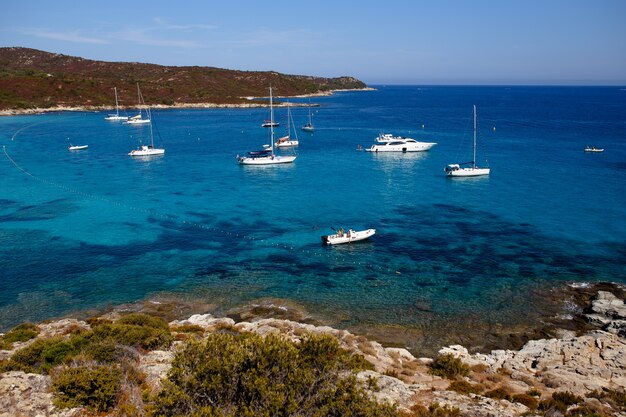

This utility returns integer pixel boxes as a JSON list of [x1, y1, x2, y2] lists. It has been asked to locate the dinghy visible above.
[[321, 228, 376, 245], [68, 144, 88, 150]]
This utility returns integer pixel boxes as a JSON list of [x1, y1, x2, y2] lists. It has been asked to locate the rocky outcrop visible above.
[[0, 371, 80, 417], [586, 291, 626, 337], [440, 290, 626, 398]]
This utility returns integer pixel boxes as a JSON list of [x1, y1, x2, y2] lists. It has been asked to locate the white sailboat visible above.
[[126, 84, 151, 125], [275, 104, 299, 148], [128, 84, 164, 157], [302, 101, 314, 132], [104, 87, 128, 121], [238, 87, 296, 165], [445, 105, 490, 177]]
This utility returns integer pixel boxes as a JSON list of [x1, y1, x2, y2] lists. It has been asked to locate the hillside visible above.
[[0, 47, 367, 110]]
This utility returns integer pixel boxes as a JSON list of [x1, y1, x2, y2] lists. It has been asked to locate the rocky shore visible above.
[[1, 285, 625, 417]]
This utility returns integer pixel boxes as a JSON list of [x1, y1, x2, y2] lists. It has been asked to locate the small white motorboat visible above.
[[584, 146, 604, 153], [68, 144, 88, 150], [321, 228, 376, 245], [262, 120, 279, 128]]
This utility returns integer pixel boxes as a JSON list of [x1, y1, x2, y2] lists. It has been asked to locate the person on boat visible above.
[[338, 227, 344, 237]]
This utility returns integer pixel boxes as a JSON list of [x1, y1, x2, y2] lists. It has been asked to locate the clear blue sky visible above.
[[2, 0, 625, 85]]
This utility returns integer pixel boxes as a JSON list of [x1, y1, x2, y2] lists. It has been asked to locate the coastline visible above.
[[1, 281, 624, 417], [0, 87, 375, 117], [14, 280, 623, 357]]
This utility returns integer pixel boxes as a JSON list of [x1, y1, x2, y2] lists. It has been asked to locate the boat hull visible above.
[[275, 140, 299, 148], [104, 115, 128, 121], [366, 142, 436, 152], [129, 147, 165, 156], [68, 145, 88, 150], [238, 155, 296, 165], [127, 119, 151, 125], [322, 229, 376, 245], [445, 167, 490, 177]]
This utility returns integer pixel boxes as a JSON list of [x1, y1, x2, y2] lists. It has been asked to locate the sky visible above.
[[1, 0, 625, 85]]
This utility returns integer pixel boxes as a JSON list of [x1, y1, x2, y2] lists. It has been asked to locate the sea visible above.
[[1, 86, 625, 354]]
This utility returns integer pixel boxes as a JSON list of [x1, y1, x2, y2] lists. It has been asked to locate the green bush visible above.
[[171, 324, 205, 334], [117, 313, 169, 330], [0, 322, 39, 349], [153, 333, 397, 417], [52, 365, 121, 412], [447, 380, 480, 395], [428, 354, 470, 379], [6, 314, 172, 374], [8, 336, 86, 373], [91, 322, 172, 350]]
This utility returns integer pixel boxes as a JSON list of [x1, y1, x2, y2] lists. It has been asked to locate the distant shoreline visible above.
[[0, 87, 376, 117]]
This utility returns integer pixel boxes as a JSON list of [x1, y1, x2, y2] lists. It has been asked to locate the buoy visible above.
[[493, 126, 496, 131], [421, 124, 425, 128]]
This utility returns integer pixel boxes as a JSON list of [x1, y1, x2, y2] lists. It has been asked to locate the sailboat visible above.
[[126, 84, 151, 125], [301, 100, 314, 132], [275, 104, 299, 148], [128, 85, 164, 157], [104, 87, 128, 121], [445, 105, 490, 177], [238, 86, 296, 165]]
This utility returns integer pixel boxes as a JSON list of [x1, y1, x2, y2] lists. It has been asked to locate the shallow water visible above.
[[1, 86, 625, 352]]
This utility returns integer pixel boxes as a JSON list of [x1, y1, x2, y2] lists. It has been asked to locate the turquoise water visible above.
[[1, 86, 625, 350]]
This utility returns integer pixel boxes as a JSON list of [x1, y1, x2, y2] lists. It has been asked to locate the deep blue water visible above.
[[1, 86, 625, 350]]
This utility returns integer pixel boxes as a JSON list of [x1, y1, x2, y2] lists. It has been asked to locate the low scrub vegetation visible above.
[[1, 313, 172, 373], [152, 332, 394, 417], [0, 322, 38, 350], [447, 380, 481, 395], [428, 354, 470, 379], [51, 365, 121, 412]]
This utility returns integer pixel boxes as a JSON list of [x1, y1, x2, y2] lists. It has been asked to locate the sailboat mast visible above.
[[114, 87, 119, 116], [269, 86, 275, 151], [473, 105, 477, 169]]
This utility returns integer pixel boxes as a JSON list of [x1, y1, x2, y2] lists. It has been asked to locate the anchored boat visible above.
[[321, 228, 376, 245]]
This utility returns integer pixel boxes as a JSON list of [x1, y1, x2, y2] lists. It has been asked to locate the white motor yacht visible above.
[[366, 137, 436, 152]]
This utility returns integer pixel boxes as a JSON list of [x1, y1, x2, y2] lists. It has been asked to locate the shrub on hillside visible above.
[[447, 380, 480, 395], [539, 391, 584, 413], [0, 322, 39, 350], [428, 354, 470, 379], [52, 365, 121, 412], [589, 388, 626, 411], [8, 336, 87, 373], [153, 332, 395, 417], [6, 313, 172, 373], [511, 393, 539, 409], [484, 387, 511, 401], [403, 402, 461, 417], [116, 313, 169, 330]]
